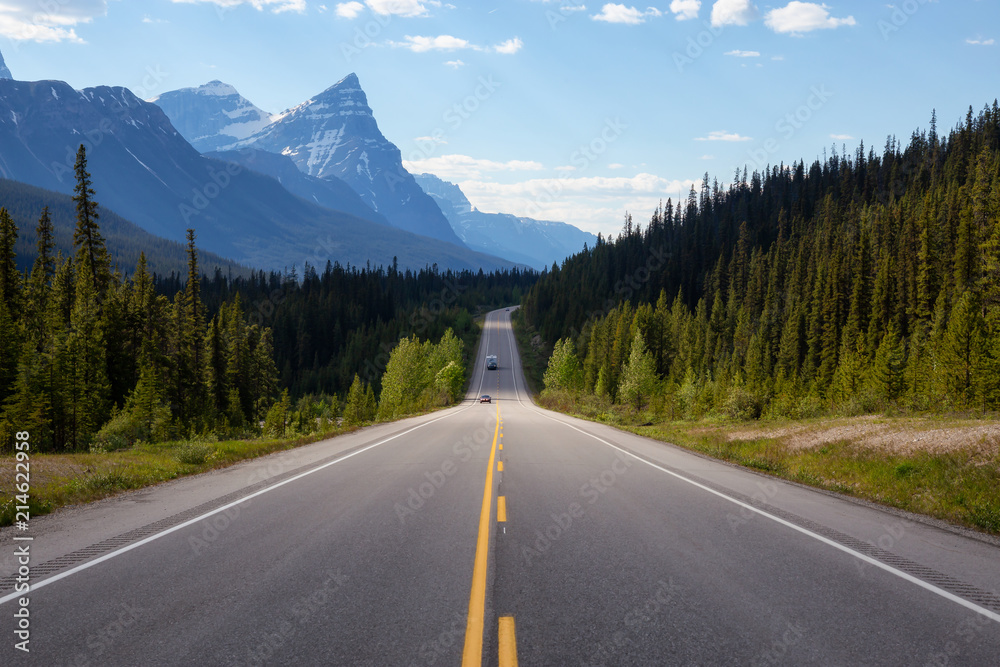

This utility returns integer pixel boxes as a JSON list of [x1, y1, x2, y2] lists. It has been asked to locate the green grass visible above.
[[0, 431, 344, 527], [525, 389, 1000, 537]]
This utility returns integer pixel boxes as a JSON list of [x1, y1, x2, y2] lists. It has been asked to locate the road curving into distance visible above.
[[2, 308, 999, 665]]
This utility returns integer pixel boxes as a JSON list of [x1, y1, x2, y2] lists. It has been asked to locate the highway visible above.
[[2, 308, 1000, 665]]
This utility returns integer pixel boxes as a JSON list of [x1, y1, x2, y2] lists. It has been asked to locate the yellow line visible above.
[[499, 617, 518, 667], [497, 461, 503, 472], [498, 496, 507, 522], [462, 402, 500, 666]]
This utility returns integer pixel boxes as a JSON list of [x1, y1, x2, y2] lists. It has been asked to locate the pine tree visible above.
[[618, 330, 658, 411], [0, 207, 18, 312], [72, 145, 110, 295], [939, 290, 985, 407], [250, 327, 279, 424], [343, 374, 374, 426]]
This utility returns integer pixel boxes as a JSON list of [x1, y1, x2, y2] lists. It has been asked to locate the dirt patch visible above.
[[724, 416, 1000, 457]]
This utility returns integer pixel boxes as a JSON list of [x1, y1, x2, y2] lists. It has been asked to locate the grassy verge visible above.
[[510, 311, 549, 396], [627, 417, 1000, 536], [534, 389, 1000, 536], [0, 431, 351, 527]]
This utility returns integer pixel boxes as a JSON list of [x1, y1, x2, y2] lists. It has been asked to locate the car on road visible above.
[[480, 395, 492, 403]]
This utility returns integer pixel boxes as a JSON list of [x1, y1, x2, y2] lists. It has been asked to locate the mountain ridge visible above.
[[414, 172, 597, 270]]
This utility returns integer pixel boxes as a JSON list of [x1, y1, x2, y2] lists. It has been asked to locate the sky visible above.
[[1, 0, 997, 238]]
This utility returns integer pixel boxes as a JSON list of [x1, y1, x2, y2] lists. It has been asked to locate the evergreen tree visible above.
[[618, 330, 658, 410], [72, 145, 110, 295], [0, 207, 18, 312]]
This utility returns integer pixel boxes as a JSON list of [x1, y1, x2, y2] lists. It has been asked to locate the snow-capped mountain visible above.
[[0, 49, 11, 80], [414, 173, 597, 271], [234, 73, 463, 246], [0, 78, 515, 272], [151, 80, 273, 153]]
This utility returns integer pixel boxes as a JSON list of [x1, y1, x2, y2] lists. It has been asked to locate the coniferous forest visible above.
[[0, 147, 535, 452], [524, 103, 1000, 419]]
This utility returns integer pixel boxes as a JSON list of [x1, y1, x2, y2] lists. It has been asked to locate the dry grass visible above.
[[718, 416, 1000, 457]]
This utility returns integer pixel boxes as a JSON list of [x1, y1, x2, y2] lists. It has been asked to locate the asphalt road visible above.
[[2, 308, 1000, 665]]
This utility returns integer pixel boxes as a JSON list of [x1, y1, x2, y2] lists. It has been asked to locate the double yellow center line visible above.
[[462, 403, 518, 666]]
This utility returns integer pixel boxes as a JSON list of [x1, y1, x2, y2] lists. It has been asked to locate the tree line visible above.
[[528, 102, 1000, 418], [0, 146, 535, 451]]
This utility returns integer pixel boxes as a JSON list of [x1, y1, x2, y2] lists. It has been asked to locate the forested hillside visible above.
[[524, 103, 1000, 417], [0, 147, 534, 451]]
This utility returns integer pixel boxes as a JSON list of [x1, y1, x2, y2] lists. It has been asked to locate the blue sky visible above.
[[1, 0, 997, 237]]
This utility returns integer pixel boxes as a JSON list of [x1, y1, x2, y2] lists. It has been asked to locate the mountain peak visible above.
[[198, 80, 240, 97], [0, 48, 11, 80], [317, 72, 366, 102]]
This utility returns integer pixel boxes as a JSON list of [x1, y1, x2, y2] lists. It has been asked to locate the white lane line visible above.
[[526, 408, 1000, 624], [0, 404, 477, 606]]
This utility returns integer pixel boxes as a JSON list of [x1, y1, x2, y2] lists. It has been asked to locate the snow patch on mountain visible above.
[[152, 80, 275, 153]]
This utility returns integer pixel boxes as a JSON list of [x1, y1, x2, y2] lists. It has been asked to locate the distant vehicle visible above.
[[506, 308, 509, 311], [480, 395, 492, 403], [486, 355, 498, 370]]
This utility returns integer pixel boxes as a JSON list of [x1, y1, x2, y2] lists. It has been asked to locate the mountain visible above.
[[233, 73, 464, 247], [206, 147, 392, 225], [0, 78, 514, 272], [1, 178, 248, 278], [0, 50, 10, 80], [414, 173, 597, 271], [150, 80, 273, 153]]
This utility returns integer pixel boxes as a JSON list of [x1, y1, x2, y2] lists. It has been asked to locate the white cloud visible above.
[[459, 174, 699, 236], [414, 135, 448, 144], [592, 4, 663, 25], [695, 130, 753, 142], [335, 1, 365, 18], [171, 0, 307, 14], [725, 49, 760, 56], [365, 0, 437, 17], [608, 163, 625, 169], [830, 133, 853, 140], [443, 59, 465, 68], [764, 2, 855, 34], [966, 38, 995, 46], [0, 0, 114, 42], [390, 34, 522, 54], [700, 155, 715, 160], [669, 0, 701, 20], [710, 0, 757, 27], [493, 37, 523, 54], [391, 34, 471, 52], [404, 154, 544, 180]]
